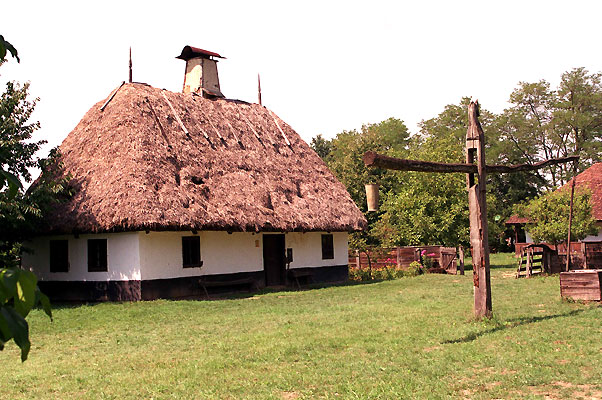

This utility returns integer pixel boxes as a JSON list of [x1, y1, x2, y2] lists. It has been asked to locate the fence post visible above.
[[458, 246, 465, 275]]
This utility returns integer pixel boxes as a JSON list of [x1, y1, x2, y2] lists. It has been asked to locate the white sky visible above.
[[3, 0, 602, 157]]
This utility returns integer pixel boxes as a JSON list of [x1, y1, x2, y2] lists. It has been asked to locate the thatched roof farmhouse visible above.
[[23, 46, 366, 301]]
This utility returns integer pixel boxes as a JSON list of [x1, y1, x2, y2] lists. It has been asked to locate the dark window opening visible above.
[[88, 239, 108, 272], [50, 240, 69, 272], [321, 234, 334, 260], [182, 236, 202, 268]]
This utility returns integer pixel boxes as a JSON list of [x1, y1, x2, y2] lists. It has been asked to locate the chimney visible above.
[[176, 46, 225, 98]]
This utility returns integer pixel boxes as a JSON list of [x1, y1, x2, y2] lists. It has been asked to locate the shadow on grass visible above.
[[442, 309, 585, 344]]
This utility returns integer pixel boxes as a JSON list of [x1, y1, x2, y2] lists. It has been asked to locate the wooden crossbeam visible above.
[[363, 152, 579, 174]]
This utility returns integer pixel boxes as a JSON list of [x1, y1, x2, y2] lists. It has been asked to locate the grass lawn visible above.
[[1, 253, 600, 399]]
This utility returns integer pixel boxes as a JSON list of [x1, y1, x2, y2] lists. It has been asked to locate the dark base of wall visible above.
[[38, 280, 141, 302], [141, 271, 266, 300], [38, 265, 349, 302]]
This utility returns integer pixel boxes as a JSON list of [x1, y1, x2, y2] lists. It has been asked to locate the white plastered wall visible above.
[[285, 232, 348, 268], [21, 230, 349, 282], [139, 231, 263, 280], [581, 226, 602, 242], [21, 232, 141, 281]]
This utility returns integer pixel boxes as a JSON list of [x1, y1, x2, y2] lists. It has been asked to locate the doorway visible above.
[[263, 234, 285, 286]]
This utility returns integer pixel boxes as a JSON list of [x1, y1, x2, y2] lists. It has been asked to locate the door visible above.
[[263, 234, 286, 286]]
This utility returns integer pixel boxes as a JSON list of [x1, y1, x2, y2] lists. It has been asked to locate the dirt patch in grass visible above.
[[525, 382, 602, 400], [281, 391, 301, 399]]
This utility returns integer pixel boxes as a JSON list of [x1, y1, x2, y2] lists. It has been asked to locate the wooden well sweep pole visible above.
[[566, 175, 576, 272], [466, 102, 492, 318]]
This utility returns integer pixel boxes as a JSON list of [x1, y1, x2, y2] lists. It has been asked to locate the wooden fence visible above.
[[348, 246, 459, 274], [515, 241, 602, 270]]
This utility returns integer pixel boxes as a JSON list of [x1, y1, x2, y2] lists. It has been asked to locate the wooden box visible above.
[[560, 270, 602, 301]]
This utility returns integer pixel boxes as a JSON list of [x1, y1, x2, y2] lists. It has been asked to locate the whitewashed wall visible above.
[[22, 230, 349, 282], [286, 232, 348, 268], [581, 226, 602, 242], [22, 232, 140, 281], [522, 228, 602, 243], [139, 231, 263, 280]]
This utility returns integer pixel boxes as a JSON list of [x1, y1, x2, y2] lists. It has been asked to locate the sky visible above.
[[3, 0, 602, 158]]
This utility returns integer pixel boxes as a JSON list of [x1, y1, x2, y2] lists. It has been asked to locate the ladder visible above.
[[516, 246, 544, 278]]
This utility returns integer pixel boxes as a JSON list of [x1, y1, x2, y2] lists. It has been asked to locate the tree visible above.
[[0, 36, 63, 361], [327, 118, 410, 213], [499, 68, 602, 187], [517, 188, 597, 248], [310, 134, 333, 160], [554, 68, 602, 170]]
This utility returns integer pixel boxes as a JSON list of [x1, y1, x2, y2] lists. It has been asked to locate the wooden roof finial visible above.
[[129, 47, 132, 83], [258, 73, 262, 106]]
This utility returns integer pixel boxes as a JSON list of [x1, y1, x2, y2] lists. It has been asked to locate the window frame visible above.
[[321, 234, 334, 260], [49, 239, 69, 273], [88, 239, 108, 272], [182, 236, 202, 268]]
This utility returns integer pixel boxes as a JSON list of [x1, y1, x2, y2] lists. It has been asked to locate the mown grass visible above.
[[1, 253, 600, 399]]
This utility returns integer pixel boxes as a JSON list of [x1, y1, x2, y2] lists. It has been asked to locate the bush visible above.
[[348, 263, 412, 282], [406, 261, 423, 277]]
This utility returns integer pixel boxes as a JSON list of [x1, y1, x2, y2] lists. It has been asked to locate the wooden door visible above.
[[263, 234, 285, 286]]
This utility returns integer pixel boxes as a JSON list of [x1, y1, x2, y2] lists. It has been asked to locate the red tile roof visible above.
[[505, 215, 530, 224], [506, 162, 602, 224], [561, 162, 602, 221]]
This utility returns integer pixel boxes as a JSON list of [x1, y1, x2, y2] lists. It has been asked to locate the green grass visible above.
[[1, 253, 600, 399]]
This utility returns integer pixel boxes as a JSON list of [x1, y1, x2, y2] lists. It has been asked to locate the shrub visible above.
[[406, 261, 423, 277]]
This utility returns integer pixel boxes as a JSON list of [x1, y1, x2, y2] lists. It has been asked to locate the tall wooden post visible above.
[[466, 101, 492, 318]]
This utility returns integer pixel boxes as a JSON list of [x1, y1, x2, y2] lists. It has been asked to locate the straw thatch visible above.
[[40, 83, 366, 234]]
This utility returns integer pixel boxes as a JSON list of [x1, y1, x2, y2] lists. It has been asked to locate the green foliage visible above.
[[0, 268, 52, 361], [500, 68, 602, 187], [518, 188, 598, 246], [406, 260, 423, 276], [309, 134, 332, 160], [0, 35, 19, 63], [0, 38, 66, 361]]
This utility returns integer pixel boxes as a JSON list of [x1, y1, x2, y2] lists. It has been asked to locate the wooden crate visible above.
[[559, 270, 602, 301]]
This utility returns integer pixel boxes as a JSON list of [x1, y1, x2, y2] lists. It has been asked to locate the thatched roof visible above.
[[41, 83, 366, 234]]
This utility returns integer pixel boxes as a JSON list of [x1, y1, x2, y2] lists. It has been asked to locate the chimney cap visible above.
[[176, 46, 225, 61]]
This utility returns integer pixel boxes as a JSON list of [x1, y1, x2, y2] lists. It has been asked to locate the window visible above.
[[49, 240, 69, 272], [321, 234, 334, 260], [88, 239, 108, 272], [182, 236, 202, 268]]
